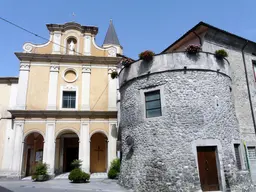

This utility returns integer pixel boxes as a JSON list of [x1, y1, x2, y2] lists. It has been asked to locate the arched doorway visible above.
[[90, 132, 108, 173], [22, 132, 44, 176], [55, 130, 79, 174]]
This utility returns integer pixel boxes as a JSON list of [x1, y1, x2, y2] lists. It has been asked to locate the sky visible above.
[[0, 0, 256, 76]]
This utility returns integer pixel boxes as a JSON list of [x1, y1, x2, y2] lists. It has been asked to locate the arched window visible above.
[[66, 37, 77, 55]]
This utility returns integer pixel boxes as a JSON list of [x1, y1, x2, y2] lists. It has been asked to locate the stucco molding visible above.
[[92, 36, 117, 56], [89, 129, 108, 140], [20, 61, 30, 71], [82, 65, 91, 73], [50, 63, 60, 72], [59, 85, 78, 110], [108, 67, 116, 74], [55, 127, 80, 139], [8, 110, 117, 118], [15, 52, 122, 65], [22, 35, 53, 53], [62, 68, 78, 83], [23, 129, 45, 141]]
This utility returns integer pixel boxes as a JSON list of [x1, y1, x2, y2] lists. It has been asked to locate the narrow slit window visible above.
[[234, 144, 242, 170], [62, 91, 76, 109], [145, 90, 162, 118], [252, 61, 256, 81]]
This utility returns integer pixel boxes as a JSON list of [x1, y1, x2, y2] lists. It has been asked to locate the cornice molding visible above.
[[46, 22, 98, 35], [8, 110, 117, 119], [15, 53, 122, 65]]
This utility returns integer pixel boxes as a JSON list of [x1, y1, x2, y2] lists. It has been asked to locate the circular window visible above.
[[63, 68, 78, 83]]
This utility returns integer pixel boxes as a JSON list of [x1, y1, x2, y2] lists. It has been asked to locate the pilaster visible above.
[[52, 32, 62, 54], [11, 120, 25, 177], [79, 122, 90, 173], [43, 121, 56, 175], [108, 123, 117, 168], [108, 68, 117, 111], [83, 35, 91, 56], [81, 65, 91, 110], [16, 61, 30, 109], [47, 63, 59, 110]]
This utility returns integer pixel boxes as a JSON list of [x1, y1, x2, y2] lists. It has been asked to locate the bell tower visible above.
[[103, 20, 123, 55]]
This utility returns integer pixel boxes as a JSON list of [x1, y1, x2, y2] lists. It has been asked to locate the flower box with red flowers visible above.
[[139, 50, 155, 62]]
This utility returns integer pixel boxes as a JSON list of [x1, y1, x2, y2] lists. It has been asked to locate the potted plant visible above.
[[111, 71, 118, 79], [215, 49, 228, 59], [139, 50, 155, 62], [32, 162, 49, 182], [68, 159, 90, 183], [185, 44, 201, 54], [108, 158, 120, 179], [121, 58, 133, 67]]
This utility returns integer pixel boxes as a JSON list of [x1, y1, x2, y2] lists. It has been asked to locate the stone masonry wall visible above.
[[203, 40, 256, 146], [119, 66, 252, 191]]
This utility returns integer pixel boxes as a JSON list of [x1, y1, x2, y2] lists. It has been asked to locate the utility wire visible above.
[[91, 80, 109, 111], [0, 16, 84, 56], [0, 16, 113, 110]]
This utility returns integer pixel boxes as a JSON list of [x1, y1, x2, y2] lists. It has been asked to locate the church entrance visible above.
[[197, 146, 220, 191], [90, 133, 108, 173], [55, 131, 79, 174], [22, 132, 44, 176]]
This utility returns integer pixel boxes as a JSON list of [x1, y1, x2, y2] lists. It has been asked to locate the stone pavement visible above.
[[0, 178, 131, 192]]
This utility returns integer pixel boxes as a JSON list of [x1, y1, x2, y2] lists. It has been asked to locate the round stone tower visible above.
[[118, 52, 252, 191]]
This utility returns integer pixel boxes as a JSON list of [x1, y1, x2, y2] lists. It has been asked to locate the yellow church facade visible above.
[[0, 21, 122, 178]]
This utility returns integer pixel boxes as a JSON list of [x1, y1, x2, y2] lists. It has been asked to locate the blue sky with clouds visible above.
[[0, 0, 255, 76]]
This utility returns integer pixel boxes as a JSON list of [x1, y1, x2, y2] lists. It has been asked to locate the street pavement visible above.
[[0, 178, 131, 192]]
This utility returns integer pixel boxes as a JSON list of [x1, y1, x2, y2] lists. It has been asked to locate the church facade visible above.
[[0, 21, 122, 178]]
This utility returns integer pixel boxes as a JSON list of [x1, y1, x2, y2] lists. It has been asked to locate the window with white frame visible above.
[[62, 91, 76, 108], [145, 90, 162, 118]]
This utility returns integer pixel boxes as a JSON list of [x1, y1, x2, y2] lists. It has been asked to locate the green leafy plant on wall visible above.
[[215, 49, 228, 59], [111, 71, 118, 79]]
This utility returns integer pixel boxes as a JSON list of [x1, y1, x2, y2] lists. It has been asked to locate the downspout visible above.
[[242, 41, 256, 134]]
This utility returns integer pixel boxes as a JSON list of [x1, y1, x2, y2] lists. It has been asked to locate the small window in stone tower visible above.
[[234, 144, 242, 170], [145, 90, 162, 118], [253, 61, 256, 81], [62, 91, 76, 108], [66, 37, 77, 55]]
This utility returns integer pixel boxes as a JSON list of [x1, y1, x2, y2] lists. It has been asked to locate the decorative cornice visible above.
[[0, 77, 19, 84], [46, 22, 98, 35], [50, 63, 60, 72], [15, 53, 122, 65], [82, 65, 91, 73], [8, 110, 117, 119], [20, 61, 30, 71]]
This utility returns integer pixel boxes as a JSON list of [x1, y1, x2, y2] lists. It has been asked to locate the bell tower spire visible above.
[[103, 19, 121, 47]]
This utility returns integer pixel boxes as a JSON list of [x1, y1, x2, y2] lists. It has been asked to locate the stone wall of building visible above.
[[118, 53, 252, 191]]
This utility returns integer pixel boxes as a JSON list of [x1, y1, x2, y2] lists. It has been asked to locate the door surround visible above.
[[192, 139, 224, 191]]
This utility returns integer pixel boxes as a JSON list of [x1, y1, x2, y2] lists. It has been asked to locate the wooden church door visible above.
[[90, 133, 107, 173]]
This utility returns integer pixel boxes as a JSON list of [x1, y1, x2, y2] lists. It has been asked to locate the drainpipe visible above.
[[242, 41, 256, 134]]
